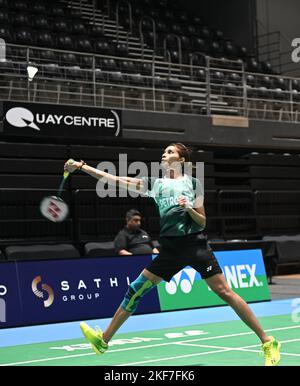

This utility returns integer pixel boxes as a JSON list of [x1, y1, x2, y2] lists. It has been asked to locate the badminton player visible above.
[[64, 143, 281, 366]]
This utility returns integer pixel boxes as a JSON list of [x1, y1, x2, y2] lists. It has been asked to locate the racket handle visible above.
[[63, 158, 75, 179]]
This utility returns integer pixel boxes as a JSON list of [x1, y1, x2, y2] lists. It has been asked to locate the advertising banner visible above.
[[1, 102, 122, 139], [157, 249, 270, 311], [16, 255, 159, 326], [0, 249, 270, 329], [0, 262, 22, 328]]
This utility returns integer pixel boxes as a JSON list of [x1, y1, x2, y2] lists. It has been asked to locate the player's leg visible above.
[[206, 273, 270, 342], [188, 236, 281, 366], [80, 269, 162, 354], [205, 273, 281, 366], [103, 269, 162, 343]]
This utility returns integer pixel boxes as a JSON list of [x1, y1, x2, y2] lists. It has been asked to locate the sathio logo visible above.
[[32, 276, 54, 308]]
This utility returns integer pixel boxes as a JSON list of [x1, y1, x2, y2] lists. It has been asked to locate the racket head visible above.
[[40, 195, 69, 223]]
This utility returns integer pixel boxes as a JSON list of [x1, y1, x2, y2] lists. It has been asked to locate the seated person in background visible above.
[[114, 209, 159, 256]]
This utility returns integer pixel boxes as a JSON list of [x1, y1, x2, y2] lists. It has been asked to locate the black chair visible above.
[[128, 73, 144, 87], [43, 63, 62, 78], [71, 20, 86, 35], [115, 43, 129, 57], [167, 77, 181, 90], [0, 9, 9, 24], [247, 57, 259, 72], [246, 74, 256, 87], [292, 79, 300, 91], [0, 0, 8, 8], [32, 17, 50, 30], [193, 37, 207, 53], [60, 53, 78, 66], [5, 244, 80, 261], [10, 0, 27, 12], [181, 36, 191, 51], [14, 28, 34, 45], [65, 66, 83, 80], [32, 2, 47, 14], [48, 4, 65, 17], [67, 7, 82, 18], [140, 62, 152, 76], [171, 23, 183, 35], [36, 32, 55, 48], [56, 34, 74, 50], [84, 242, 116, 257], [11, 12, 30, 27], [0, 26, 13, 43], [199, 26, 211, 39], [108, 71, 124, 85], [94, 41, 110, 55], [52, 18, 69, 33], [275, 77, 289, 90], [209, 40, 223, 57], [39, 50, 57, 63], [89, 24, 105, 38], [80, 56, 94, 69], [210, 71, 225, 84], [156, 20, 167, 33], [76, 37, 93, 53], [224, 42, 238, 59], [260, 61, 273, 74], [101, 58, 118, 72], [120, 60, 136, 74]]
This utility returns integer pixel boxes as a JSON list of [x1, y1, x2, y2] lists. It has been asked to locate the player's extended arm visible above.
[[64, 160, 143, 192]]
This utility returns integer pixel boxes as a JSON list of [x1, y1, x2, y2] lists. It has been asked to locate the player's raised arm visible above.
[[64, 160, 144, 192]]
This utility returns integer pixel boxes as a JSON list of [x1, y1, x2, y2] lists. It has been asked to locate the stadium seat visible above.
[[5, 244, 80, 261], [84, 242, 116, 257], [56, 34, 74, 50]]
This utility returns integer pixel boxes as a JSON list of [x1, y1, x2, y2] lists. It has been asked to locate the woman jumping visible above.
[[64, 142, 281, 366]]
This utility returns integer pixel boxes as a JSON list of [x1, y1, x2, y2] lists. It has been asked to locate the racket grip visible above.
[[63, 158, 75, 179]]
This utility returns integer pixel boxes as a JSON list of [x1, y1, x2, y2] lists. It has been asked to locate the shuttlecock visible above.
[[27, 65, 38, 81]]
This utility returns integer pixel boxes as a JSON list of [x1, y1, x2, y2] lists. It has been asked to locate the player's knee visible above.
[[120, 274, 156, 313], [214, 285, 233, 300]]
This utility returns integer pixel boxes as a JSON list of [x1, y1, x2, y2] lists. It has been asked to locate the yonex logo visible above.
[[165, 268, 198, 295], [32, 276, 54, 308], [5, 107, 40, 131]]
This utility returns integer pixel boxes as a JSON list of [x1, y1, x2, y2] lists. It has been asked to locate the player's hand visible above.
[[177, 195, 192, 209], [64, 159, 80, 173]]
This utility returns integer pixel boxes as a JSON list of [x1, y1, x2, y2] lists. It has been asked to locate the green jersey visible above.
[[142, 175, 204, 237]]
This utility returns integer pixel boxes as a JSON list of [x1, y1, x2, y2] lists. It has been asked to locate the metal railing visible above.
[[1, 43, 300, 122], [116, 0, 132, 42]]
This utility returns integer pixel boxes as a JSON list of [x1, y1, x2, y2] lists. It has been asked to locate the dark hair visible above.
[[169, 142, 192, 162], [126, 209, 142, 220]]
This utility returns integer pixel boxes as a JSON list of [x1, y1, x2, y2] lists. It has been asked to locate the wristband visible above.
[[78, 160, 87, 170]]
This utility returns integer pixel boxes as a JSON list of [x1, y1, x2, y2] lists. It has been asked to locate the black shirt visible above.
[[114, 227, 155, 255]]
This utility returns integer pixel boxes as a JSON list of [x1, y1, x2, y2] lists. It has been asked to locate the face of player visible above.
[[127, 215, 142, 230], [161, 145, 184, 169]]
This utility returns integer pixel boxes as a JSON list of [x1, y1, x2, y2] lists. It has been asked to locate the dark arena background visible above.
[[0, 0, 300, 371]]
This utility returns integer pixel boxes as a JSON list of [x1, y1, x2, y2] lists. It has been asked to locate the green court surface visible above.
[[0, 314, 299, 366]]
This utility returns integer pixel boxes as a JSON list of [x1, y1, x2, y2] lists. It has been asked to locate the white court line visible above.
[[175, 338, 300, 358], [1, 324, 299, 366]]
